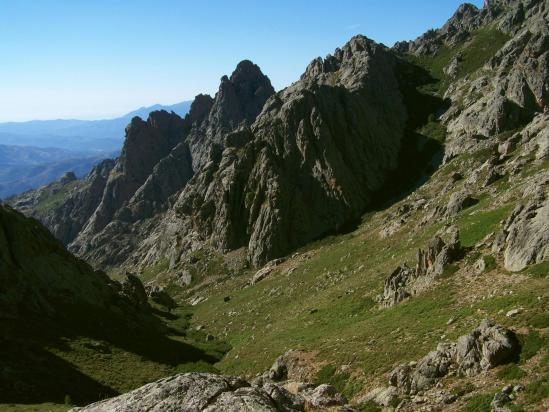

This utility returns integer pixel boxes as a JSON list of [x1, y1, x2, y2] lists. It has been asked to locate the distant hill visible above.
[[0, 144, 113, 199], [0, 101, 191, 197], [0, 101, 192, 152]]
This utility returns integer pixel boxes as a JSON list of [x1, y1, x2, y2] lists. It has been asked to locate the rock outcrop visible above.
[[13, 35, 407, 272], [29, 61, 275, 271], [389, 320, 519, 396], [118, 273, 149, 310], [379, 227, 461, 307], [146, 285, 177, 310], [263, 349, 317, 383], [73, 111, 186, 240], [70, 371, 353, 412], [442, 0, 548, 157], [494, 198, 549, 271], [46, 159, 115, 244]]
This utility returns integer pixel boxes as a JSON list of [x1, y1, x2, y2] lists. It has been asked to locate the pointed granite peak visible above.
[[301, 35, 392, 90], [207, 60, 274, 138], [185, 94, 214, 127]]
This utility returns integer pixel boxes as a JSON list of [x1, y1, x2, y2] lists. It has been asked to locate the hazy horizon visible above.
[[1, 0, 484, 122]]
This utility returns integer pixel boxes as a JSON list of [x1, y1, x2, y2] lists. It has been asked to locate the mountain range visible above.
[[0, 101, 192, 152], [0, 101, 191, 198], [2, 0, 549, 411]]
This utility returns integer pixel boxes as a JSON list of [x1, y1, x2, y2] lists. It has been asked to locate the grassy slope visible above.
[[179, 27, 547, 410], [404, 25, 510, 93], [184, 145, 548, 410], [32, 180, 81, 215], [0, 306, 230, 410]]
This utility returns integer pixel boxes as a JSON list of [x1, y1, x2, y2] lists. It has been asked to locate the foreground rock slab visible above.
[[71, 372, 354, 412]]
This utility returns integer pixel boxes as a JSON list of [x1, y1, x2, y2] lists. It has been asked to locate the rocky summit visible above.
[[2, 0, 549, 411]]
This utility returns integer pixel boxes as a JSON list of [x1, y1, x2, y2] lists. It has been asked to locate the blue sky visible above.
[[0, 0, 484, 122]]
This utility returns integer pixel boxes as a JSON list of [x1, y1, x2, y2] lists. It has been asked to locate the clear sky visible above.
[[0, 0, 484, 122]]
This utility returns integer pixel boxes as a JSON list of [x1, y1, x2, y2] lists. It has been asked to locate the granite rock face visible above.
[[12, 0, 548, 278], [70, 372, 353, 412], [498, 199, 549, 271], [39, 61, 276, 270], [45, 159, 115, 245], [394, 0, 548, 160], [441, 0, 549, 157], [72, 111, 186, 245], [445, 189, 478, 216], [17, 36, 406, 271], [455, 319, 520, 376]]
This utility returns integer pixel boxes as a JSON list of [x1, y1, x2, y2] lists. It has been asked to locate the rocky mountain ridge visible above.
[[9, 0, 548, 279], [12, 37, 410, 272]]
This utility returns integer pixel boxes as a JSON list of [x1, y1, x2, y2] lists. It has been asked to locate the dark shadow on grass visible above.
[[0, 303, 228, 406], [151, 306, 178, 320], [0, 334, 118, 405]]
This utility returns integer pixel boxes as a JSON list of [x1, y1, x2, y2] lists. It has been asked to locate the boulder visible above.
[[500, 199, 549, 271], [304, 384, 348, 409], [389, 320, 519, 395], [445, 190, 478, 216], [146, 285, 177, 311], [455, 319, 520, 376], [266, 349, 315, 383], [409, 343, 456, 394], [390, 344, 456, 395], [251, 258, 285, 285], [498, 139, 517, 157], [359, 386, 398, 407]]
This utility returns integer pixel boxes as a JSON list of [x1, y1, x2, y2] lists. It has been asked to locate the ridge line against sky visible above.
[[0, 0, 484, 122]]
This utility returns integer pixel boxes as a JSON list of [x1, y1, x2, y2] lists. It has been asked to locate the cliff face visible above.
[[7, 35, 407, 270]]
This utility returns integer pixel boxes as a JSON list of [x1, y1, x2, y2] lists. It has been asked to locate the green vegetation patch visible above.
[[528, 312, 549, 329], [523, 372, 549, 406], [314, 364, 365, 400], [404, 26, 510, 94], [456, 202, 514, 247], [518, 330, 546, 363], [34, 180, 80, 215], [452, 382, 475, 397], [457, 26, 510, 77], [497, 363, 526, 381], [523, 261, 549, 278], [460, 392, 495, 412]]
